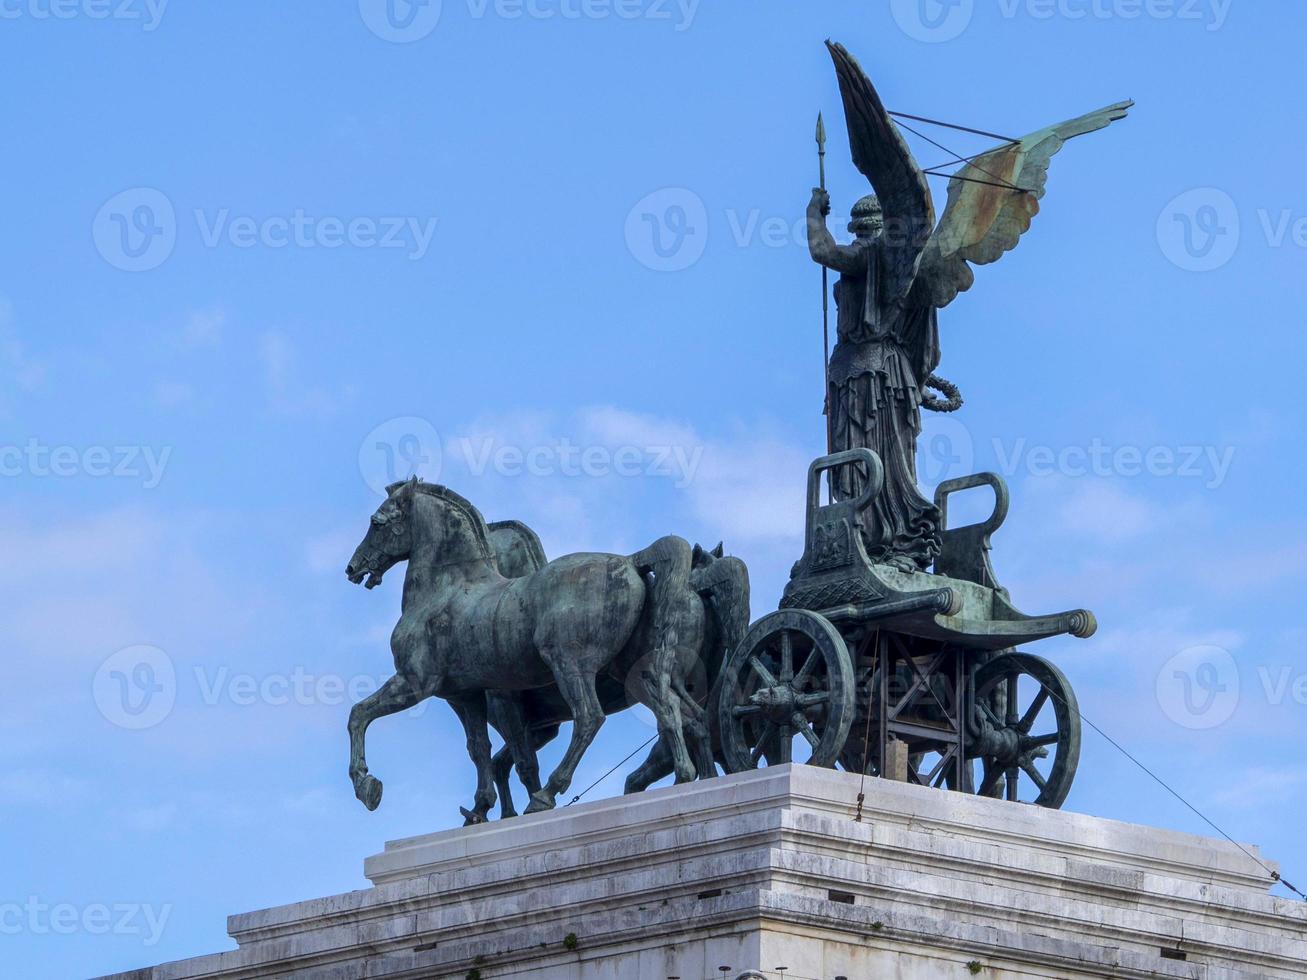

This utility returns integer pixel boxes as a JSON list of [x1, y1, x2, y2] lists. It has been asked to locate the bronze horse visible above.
[[344, 477, 733, 822], [482, 526, 750, 818]]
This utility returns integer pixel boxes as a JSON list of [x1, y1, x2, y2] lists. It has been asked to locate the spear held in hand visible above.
[[816, 111, 832, 456]]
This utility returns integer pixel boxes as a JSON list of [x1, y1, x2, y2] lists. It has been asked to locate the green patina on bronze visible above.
[[343, 41, 1128, 822]]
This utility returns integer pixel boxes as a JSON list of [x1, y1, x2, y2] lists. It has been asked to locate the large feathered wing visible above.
[[827, 41, 935, 296], [910, 100, 1133, 309]]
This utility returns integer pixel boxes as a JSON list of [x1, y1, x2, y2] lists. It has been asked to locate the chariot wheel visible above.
[[967, 652, 1081, 808], [717, 610, 856, 773]]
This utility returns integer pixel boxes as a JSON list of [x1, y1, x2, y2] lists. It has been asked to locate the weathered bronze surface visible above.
[[809, 41, 1131, 572], [344, 478, 749, 822], [343, 41, 1126, 819]]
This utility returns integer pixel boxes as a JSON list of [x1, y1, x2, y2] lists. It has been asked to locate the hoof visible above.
[[355, 774, 383, 811], [459, 806, 488, 827], [524, 790, 556, 814]]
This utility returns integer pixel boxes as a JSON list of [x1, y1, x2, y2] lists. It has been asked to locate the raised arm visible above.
[[807, 188, 864, 275]]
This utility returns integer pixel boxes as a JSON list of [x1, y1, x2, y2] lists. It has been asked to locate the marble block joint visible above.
[[99, 766, 1306, 979]]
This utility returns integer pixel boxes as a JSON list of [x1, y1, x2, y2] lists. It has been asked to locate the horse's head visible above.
[[346, 477, 418, 589]]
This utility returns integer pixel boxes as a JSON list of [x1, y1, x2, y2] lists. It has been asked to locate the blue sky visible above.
[[3, 1, 1306, 976]]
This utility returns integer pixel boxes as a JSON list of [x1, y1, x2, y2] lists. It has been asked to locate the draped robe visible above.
[[824, 234, 942, 570]]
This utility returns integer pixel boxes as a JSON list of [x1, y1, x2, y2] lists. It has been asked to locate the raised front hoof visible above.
[[524, 790, 557, 814], [354, 774, 383, 811], [459, 806, 489, 827]]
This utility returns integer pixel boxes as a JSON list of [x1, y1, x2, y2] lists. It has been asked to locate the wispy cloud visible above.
[[0, 296, 46, 418], [260, 330, 351, 418], [179, 308, 225, 350]]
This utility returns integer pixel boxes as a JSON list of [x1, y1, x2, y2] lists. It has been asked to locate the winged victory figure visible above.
[[807, 41, 1132, 572]]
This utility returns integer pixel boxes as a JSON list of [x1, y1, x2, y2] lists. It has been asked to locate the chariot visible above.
[[714, 449, 1097, 808]]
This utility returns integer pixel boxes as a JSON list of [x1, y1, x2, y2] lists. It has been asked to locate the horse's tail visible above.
[[629, 535, 693, 606], [690, 552, 751, 683]]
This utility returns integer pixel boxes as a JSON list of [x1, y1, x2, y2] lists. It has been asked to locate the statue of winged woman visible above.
[[808, 41, 1132, 572]]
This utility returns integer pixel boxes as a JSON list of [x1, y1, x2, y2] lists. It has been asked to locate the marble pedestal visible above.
[[99, 765, 1307, 979]]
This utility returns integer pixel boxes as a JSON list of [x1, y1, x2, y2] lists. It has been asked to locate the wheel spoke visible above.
[[1004, 672, 1019, 727], [777, 727, 793, 763], [791, 712, 820, 748], [978, 761, 1004, 797], [1020, 760, 1047, 791], [795, 691, 829, 708], [780, 631, 794, 683], [732, 704, 762, 718], [792, 646, 820, 690], [1017, 688, 1050, 733], [1025, 732, 1059, 748], [750, 722, 777, 765], [749, 655, 778, 687]]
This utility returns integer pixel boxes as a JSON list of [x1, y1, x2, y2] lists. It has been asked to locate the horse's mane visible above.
[[390, 480, 494, 560], [487, 519, 547, 571]]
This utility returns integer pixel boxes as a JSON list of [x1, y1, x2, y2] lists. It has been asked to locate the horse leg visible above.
[[487, 692, 526, 818], [670, 674, 716, 780], [449, 695, 497, 826], [520, 724, 559, 796], [491, 745, 517, 818], [493, 693, 550, 798], [653, 633, 700, 785], [526, 663, 604, 813], [347, 674, 425, 811], [625, 734, 672, 794]]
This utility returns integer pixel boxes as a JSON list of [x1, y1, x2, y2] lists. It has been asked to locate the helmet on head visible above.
[[848, 194, 884, 236]]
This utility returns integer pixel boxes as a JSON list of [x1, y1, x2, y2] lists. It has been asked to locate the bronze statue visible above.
[[808, 41, 1132, 572], [344, 477, 748, 823], [342, 41, 1129, 820]]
